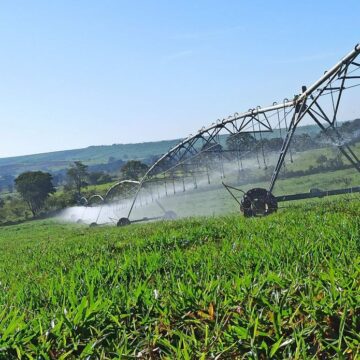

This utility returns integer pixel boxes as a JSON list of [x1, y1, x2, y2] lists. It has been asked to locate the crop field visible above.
[[0, 197, 359, 359]]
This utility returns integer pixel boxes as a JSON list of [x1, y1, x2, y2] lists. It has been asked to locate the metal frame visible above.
[[124, 44, 360, 219]]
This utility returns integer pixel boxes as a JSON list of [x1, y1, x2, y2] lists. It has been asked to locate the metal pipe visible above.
[[297, 43, 360, 101], [276, 186, 360, 202]]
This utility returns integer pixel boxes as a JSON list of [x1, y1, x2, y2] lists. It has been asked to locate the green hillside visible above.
[[0, 124, 323, 177], [0, 139, 180, 176]]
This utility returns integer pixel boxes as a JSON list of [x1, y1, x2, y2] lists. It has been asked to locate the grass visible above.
[[286, 142, 360, 172], [0, 197, 359, 359]]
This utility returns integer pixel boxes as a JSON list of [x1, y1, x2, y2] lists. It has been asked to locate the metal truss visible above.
[[269, 44, 360, 191], [124, 43, 360, 219]]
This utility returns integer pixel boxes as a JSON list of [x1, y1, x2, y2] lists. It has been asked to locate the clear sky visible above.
[[0, 0, 359, 157]]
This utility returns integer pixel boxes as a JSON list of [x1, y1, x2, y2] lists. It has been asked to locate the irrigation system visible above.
[[79, 43, 360, 225]]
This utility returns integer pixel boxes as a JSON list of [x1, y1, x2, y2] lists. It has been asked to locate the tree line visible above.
[[0, 160, 149, 222]]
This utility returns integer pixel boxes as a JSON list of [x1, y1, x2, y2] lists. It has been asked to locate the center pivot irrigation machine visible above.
[[80, 44, 360, 225]]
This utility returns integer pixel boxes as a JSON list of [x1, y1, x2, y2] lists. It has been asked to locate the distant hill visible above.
[[0, 124, 323, 177], [0, 139, 180, 177]]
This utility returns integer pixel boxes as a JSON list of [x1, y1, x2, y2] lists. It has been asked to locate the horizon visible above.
[[0, 121, 347, 161]]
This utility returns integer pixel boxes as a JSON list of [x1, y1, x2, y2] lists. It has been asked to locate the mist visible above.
[[54, 153, 280, 226]]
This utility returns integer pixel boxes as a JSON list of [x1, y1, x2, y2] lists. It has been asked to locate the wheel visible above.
[[240, 188, 278, 217], [117, 217, 131, 227]]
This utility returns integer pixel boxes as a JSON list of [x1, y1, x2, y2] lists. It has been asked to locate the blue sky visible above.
[[0, 0, 359, 157]]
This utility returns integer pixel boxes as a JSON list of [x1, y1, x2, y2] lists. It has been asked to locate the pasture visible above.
[[0, 197, 359, 359]]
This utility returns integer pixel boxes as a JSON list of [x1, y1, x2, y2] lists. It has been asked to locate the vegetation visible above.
[[14, 171, 56, 216], [120, 160, 149, 181], [0, 174, 14, 193], [88, 171, 112, 186], [0, 122, 358, 357], [0, 158, 147, 224], [66, 161, 89, 196], [0, 198, 358, 358]]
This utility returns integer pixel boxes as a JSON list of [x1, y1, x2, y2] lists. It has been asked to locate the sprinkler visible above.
[[74, 44, 360, 223]]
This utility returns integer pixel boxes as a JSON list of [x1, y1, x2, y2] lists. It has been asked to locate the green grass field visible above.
[[285, 143, 360, 172], [0, 197, 359, 359]]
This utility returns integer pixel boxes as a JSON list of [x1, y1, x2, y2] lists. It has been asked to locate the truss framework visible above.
[[123, 44, 360, 219]]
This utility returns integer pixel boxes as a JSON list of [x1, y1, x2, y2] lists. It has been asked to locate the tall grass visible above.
[[0, 197, 359, 359]]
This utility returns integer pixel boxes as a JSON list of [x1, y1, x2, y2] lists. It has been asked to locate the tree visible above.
[[15, 171, 56, 216], [0, 174, 14, 193], [265, 137, 283, 152], [67, 161, 89, 195], [226, 133, 257, 152], [88, 171, 112, 185], [120, 160, 149, 180], [293, 133, 316, 152]]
